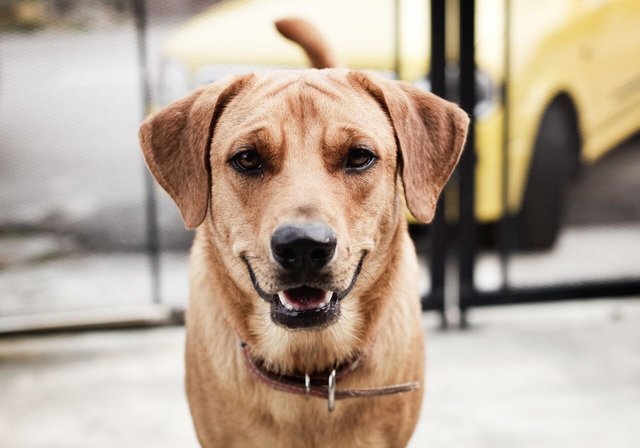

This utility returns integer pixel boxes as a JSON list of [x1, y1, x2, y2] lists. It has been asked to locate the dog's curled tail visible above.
[[274, 17, 341, 69]]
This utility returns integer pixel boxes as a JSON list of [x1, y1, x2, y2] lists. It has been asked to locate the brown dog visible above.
[[139, 19, 468, 448]]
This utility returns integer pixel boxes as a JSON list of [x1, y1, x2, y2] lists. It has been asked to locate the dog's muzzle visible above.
[[243, 250, 365, 330]]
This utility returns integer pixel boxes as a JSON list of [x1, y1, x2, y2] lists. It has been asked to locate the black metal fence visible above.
[[1, 0, 639, 334], [0, 0, 197, 333], [423, 0, 640, 326]]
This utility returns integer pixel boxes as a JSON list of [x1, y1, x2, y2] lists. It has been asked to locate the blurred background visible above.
[[0, 1, 639, 447]]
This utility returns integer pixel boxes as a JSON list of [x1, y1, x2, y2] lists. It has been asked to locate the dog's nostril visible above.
[[279, 247, 297, 263], [310, 248, 329, 261]]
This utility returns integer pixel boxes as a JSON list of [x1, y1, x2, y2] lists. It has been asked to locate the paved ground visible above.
[[1, 299, 639, 448]]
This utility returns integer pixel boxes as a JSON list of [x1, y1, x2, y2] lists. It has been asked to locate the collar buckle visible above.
[[304, 373, 311, 398], [327, 368, 336, 412]]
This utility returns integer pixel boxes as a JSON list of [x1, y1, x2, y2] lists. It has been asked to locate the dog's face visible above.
[[207, 71, 401, 331], [140, 69, 467, 369]]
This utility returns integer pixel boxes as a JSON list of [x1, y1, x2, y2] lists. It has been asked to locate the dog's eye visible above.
[[231, 149, 262, 174], [345, 147, 376, 171]]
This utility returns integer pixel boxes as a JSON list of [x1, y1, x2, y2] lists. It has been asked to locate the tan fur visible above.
[[139, 48, 467, 448], [275, 18, 342, 69]]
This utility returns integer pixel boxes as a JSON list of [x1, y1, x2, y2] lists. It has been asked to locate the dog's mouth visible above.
[[277, 287, 334, 311], [273, 287, 339, 330], [243, 255, 365, 330]]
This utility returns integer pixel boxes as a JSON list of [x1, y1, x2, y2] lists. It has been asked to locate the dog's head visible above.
[[140, 69, 467, 369]]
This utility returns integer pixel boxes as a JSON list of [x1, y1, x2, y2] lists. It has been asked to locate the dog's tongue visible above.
[[277, 286, 332, 311]]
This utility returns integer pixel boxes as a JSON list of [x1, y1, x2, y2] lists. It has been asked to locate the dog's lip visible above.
[[277, 287, 334, 311], [241, 253, 366, 305], [240, 255, 365, 330]]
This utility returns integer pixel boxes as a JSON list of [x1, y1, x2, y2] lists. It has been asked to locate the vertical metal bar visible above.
[[133, 0, 161, 305], [425, 0, 448, 326], [498, 0, 513, 293], [457, 0, 477, 326], [394, 0, 402, 78]]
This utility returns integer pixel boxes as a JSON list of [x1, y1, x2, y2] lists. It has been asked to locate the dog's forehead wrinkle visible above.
[[252, 71, 326, 101], [254, 75, 299, 99], [226, 73, 389, 145], [302, 78, 342, 99], [255, 72, 356, 112]]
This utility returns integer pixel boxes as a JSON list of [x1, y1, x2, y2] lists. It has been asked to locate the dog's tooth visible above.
[[277, 291, 294, 310], [322, 291, 333, 305]]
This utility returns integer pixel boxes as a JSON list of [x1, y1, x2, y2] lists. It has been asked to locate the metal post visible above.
[[133, 0, 161, 305], [394, 0, 402, 78], [426, 0, 448, 327], [457, 0, 477, 326], [499, 0, 513, 292]]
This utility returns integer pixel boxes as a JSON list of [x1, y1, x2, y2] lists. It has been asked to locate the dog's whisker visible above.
[[239, 272, 252, 283], [256, 319, 277, 340], [358, 267, 375, 283], [225, 260, 247, 276], [226, 260, 246, 276], [226, 255, 251, 269]]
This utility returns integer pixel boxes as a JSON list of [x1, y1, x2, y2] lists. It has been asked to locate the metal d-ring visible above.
[[305, 373, 311, 398], [327, 368, 336, 412]]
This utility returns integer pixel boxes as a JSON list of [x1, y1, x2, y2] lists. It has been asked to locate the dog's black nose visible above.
[[271, 223, 337, 272]]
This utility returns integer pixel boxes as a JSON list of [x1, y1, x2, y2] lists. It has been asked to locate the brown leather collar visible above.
[[240, 342, 419, 412]]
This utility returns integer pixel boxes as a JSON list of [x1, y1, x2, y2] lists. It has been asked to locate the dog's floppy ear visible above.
[[139, 75, 253, 229], [348, 72, 469, 223]]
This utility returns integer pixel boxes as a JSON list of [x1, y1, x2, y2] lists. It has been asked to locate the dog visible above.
[[139, 18, 468, 448]]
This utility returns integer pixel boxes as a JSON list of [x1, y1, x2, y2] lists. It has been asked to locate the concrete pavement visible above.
[[1, 299, 639, 448]]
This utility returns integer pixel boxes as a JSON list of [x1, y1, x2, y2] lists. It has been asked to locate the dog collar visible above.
[[240, 342, 420, 412]]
